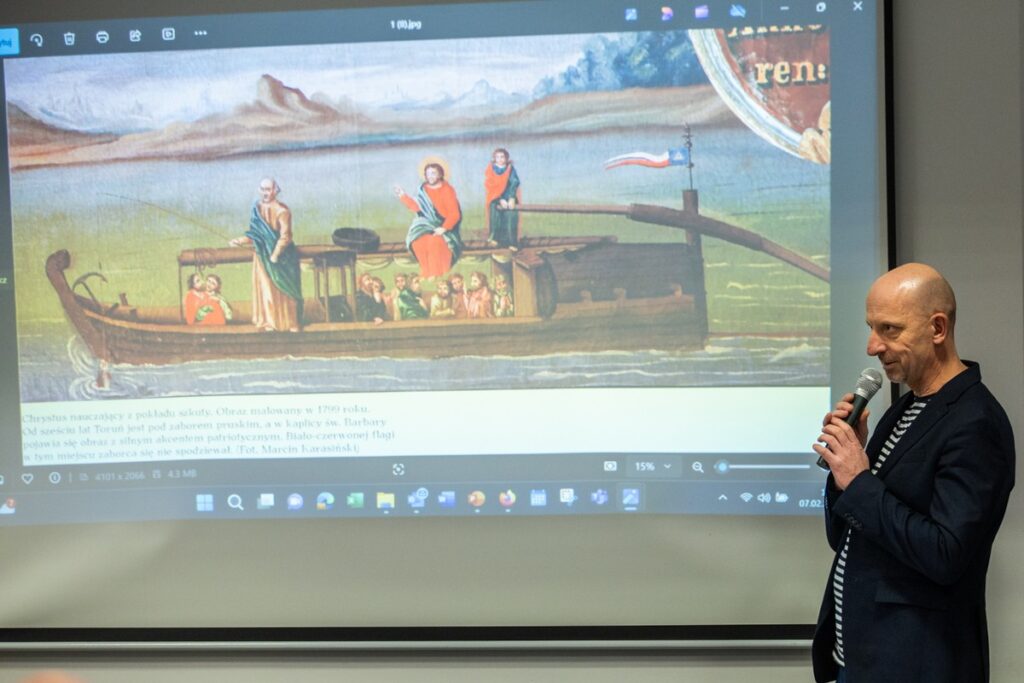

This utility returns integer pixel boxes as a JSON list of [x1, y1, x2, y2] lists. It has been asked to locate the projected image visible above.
[[7, 28, 829, 403]]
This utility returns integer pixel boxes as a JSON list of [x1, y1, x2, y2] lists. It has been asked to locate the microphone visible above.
[[816, 368, 884, 470]]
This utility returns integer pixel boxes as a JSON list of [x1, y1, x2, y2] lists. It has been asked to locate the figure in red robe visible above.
[[394, 162, 464, 279]]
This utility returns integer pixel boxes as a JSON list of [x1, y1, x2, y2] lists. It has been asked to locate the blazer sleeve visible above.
[[823, 474, 848, 551], [832, 403, 1014, 585]]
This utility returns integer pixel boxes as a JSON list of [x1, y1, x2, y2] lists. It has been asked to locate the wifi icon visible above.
[[740, 492, 754, 503]]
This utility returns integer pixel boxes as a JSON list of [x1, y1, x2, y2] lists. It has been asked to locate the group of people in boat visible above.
[[356, 270, 514, 325], [183, 272, 234, 326], [202, 148, 520, 331]]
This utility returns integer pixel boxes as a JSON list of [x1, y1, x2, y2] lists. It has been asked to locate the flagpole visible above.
[[683, 123, 694, 190]]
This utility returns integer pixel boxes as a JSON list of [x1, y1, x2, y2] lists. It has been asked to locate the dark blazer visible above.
[[812, 362, 1015, 682]]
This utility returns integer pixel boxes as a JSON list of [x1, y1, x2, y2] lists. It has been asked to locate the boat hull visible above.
[[46, 240, 708, 366]]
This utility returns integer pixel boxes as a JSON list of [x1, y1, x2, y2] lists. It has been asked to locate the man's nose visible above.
[[866, 332, 883, 356]]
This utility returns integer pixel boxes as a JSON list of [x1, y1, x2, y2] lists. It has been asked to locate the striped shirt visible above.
[[832, 398, 929, 667]]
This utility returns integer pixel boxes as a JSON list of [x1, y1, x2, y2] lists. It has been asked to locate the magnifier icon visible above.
[[227, 493, 244, 511], [692, 461, 704, 474]]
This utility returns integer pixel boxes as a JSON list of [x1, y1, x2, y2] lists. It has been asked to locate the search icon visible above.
[[692, 461, 704, 474], [227, 493, 244, 511]]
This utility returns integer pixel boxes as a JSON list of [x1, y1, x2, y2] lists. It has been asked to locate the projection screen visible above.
[[0, 0, 891, 645]]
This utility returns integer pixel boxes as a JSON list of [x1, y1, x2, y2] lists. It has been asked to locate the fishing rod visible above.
[[100, 192, 233, 241]]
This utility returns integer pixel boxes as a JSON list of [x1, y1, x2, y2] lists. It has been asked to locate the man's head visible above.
[[450, 274, 464, 292], [188, 273, 204, 291], [259, 177, 280, 203], [394, 273, 407, 291], [423, 163, 444, 185], [205, 274, 222, 294], [865, 263, 959, 395], [469, 271, 488, 290], [409, 275, 422, 293], [436, 280, 451, 298], [492, 148, 510, 167]]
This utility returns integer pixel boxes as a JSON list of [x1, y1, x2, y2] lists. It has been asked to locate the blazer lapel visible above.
[[873, 363, 979, 478], [874, 398, 949, 478]]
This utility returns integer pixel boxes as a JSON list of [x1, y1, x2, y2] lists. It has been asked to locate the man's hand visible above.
[[826, 392, 870, 445], [813, 393, 871, 489]]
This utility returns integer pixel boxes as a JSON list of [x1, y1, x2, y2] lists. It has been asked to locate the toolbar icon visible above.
[[63, 32, 75, 46], [407, 487, 428, 509], [0, 28, 20, 56], [559, 487, 578, 507], [29, 34, 43, 47], [95, 31, 110, 44], [161, 27, 176, 41], [129, 29, 142, 43]]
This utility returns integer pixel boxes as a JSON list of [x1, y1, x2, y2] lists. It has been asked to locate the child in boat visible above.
[[183, 272, 205, 325], [196, 273, 233, 325], [493, 272, 514, 318]]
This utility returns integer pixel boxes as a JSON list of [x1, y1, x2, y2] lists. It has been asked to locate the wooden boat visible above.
[[46, 235, 709, 369], [46, 188, 832, 380]]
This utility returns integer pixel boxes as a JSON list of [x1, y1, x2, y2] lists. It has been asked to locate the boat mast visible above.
[[683, 123, 695, 191]]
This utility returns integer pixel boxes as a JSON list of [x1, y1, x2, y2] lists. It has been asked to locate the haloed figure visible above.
[[484, 147, 521, 249], [394, 161, 464, 279], [230, 178, 302, 332]]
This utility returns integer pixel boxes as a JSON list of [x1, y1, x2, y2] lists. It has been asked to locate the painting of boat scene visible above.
[[6, 28, 831, 402]]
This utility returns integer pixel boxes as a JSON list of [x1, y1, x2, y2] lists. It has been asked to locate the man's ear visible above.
[[930, 312, 950, 344]]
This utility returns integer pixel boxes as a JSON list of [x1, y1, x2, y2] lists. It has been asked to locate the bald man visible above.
[[811, 263, 1015, 682]]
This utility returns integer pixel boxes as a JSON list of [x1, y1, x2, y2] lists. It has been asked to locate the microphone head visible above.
[[853, 368, 884, 400]]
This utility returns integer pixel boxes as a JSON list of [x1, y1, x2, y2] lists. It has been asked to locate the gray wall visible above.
[[2, 0, 1022, 680]]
